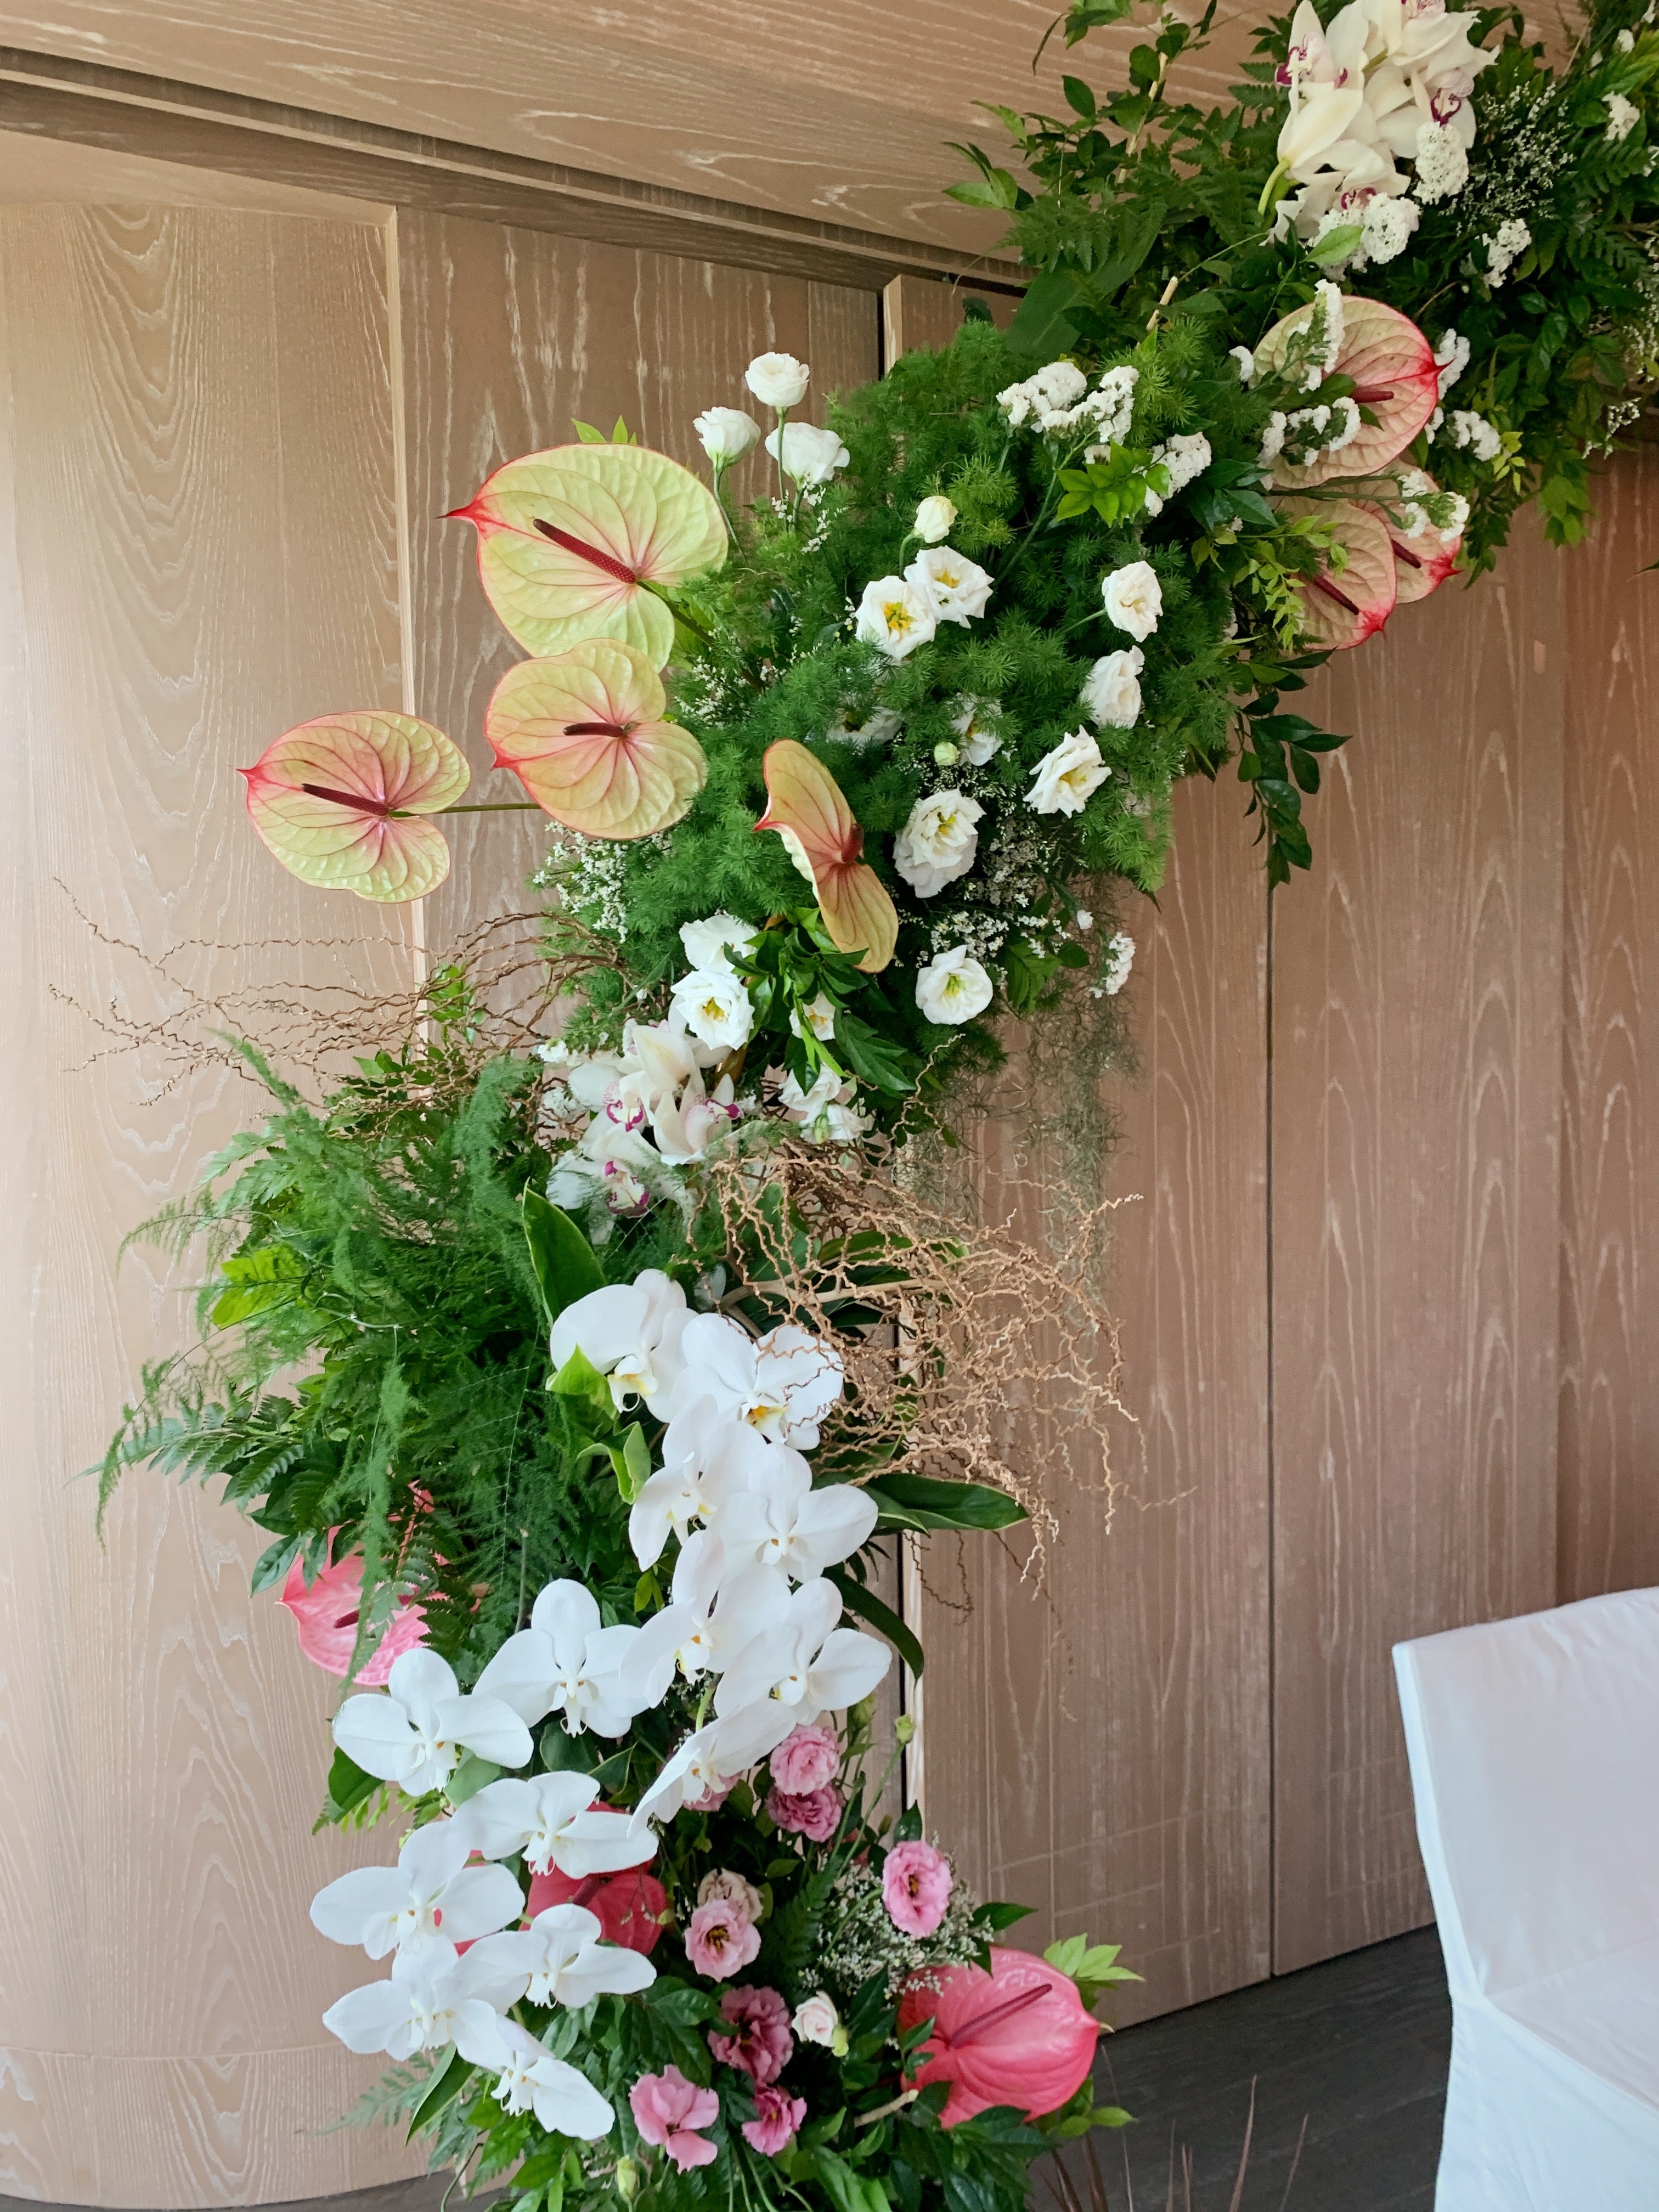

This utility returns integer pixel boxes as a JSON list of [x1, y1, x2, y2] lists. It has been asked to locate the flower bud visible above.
[[616, 2158, 641, 2202], [895, 1713, 917, 1746], [933, 741, 960, 767], [915, 494, 957, 543]]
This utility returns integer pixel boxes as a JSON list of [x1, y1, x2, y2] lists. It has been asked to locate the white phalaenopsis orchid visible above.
[[332, 1647, 531, 1797], [457, 1771, 657, 1878], [667, 1314, 844, 1448], [630, 1702, 787, 1831], [311, 1818, 524, 1960], [475, 1580, 641, 1738], [628, 1396, 776, 1567], [321, 1934, 528, 2060], [714, 1579, 891, 1739], [465, 2010, 615, 2139], [505, 1901, 658, 2006], [622, 1539, 793, 1708], [549, 1269, 690, 1415], [719, 1447, 879, 1579]]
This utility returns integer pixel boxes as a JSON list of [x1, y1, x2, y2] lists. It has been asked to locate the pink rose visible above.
[[629, 2065, 720, 2170], [883, 1839, 953, 1937], [685, 1898, 761, 1980], [767, 1785, 843, 1842], [770, 1723, 840, 1795], [742, 2085, 807, 2156], [708, 1985, 793, 2085]]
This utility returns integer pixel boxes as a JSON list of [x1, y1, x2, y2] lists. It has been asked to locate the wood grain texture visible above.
[[1269, 518, 1566, 1973], [0, 119, 387, 219], [1558, 447, 1659, 1602], [0, 203, 422, 2204], [881, 272, 1017, 364], [394, 207, 879, 949], [911, 775, 1272, 2025]]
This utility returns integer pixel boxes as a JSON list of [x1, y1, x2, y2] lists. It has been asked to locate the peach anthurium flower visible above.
[[1355, 469, 1463, 606], [754, 740, 899, 974], [278, 1548, 427, 1686], [1256, 296, 1439, 487], [486, 640, 707, 839], [1277, 496, 1398, 651], [448, 443, 726, 671], [240, 711, 470, 902]]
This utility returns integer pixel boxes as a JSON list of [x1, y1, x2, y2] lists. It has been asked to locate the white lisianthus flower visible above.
[[765, 422, 849, 484], [792, 1993, 847, 2055], [1101, 560, 1163, 642], [854, 575, 936, 660], [670, 968, 754, 1052], [679, 912, 759, 973], [1081, 647, 1144, 730], [745, 351, 811, 408], [1028, 727, 1111, 818], [1075, 909, 1093, 931], [950, 696, 1003, 765], [1606, 92, 1640, 143], [693, 407, 761, 465], [914, 495, 957, 542], [915, 946, 995, 1026], [788, 992, 837, 1042], [905, 545, 994, 627], [892, 790, 983, 898]]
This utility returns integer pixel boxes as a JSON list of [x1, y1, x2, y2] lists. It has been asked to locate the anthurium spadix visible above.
[[473, 1578, 642, 1737], [486, 640, 708, 839], [1256, 297, 1439, 488], [310, 1818, 524, 1959], [448, 442, 726, 670], [714, 1577, 891, 1738], [1276, 496, 1398, 650], [455, 1771, 657, 1878], [331, 1646, 532, 1796], [754, 740, 899, 974], [321, 1934, 529, 2061], [240, 712, 470, 902]]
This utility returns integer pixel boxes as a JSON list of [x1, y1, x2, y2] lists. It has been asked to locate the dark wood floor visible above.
[[0, 1931, 1451, 2212]]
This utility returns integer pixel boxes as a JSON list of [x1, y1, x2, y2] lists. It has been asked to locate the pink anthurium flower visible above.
[[1256, 296, 1439, 487], [309, 1818, 525, 1960], [486, 640, 708, 839], [1277, 496, 1398, 650], [896, 1946, 1102, 2127], [754, 741, 899, 974], [321, 1933, 528, 2060], [278, 1549, 427, 1687], [240, 711, 470, 902], [448, 442, 726, 671]]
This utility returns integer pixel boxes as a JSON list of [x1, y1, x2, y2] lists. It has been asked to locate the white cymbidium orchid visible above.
[[332, 1647, 531, 1798], [457, 1770, 657, 1878], [310, 1819, 524, 1960], [667, 1314, 845, 1448], [719, 1448, 879, 1579], [475, 1580, 641, 1738], [549, 1269, 690, 1415], [465, 2010, 615, 2140], [628, 1396, 776, 1568], [321, 1934, 527, 2059], [714, 1579, 891, 1733], [622, 1539, 793, 1708], [507, 1901, 658, 2005]]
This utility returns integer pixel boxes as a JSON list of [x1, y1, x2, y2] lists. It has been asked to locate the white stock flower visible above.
[[1101, 561, 1163, 641], [667, 1314, 845, 1448], [321, 1937, 527, 2062], [1607, 92, 1640, 142], [549, 1270, 690, 1415], [628, 1398, 777, 1567], [310, 1820, 525, 1960], [1483, 218, 1531, 286], [1230, 345, 1256, 384], [1143, 432, 1211, 516], [456, 1771, 657, 1878], [915, 946, 994, 1026], [1413, 121, 1469, 202], [467, 2011, 614, 2140], [745, 352, 811, 408], [1361, 192, 1419, 263], [714, 1578, 891, 1743], [670, 967, 755, 1052], [949, 696, 1003, 765], [1081, 647, 1144, 730], [694, 407, 761, 464], [1100, 932, 1136, 997], [854, 575, 937, 660], [720, 1448, 879, 1579], [332, 1648, 532, 1797], [892, 789, 983, 897], [905, 545, 993, 627], [1434, 328, 1470, 397], [474, 1580, 642, 1739], [679, 912, 759, 973], [914, 495, 957, 542], [1443, 408, 1503, 461], [766, 421, 849, 484]]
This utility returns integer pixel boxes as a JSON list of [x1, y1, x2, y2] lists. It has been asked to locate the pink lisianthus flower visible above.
[[684, 1781, 732, 1813], [742, 2085, 807, 2156], [768, 1785, 843, 1842], [629, 2066, 720, 2170], [685, 1898, 761, 1980], [883, 1839, 953, 1937], [708, 1985, 793, 2085], [770, 1723, 840, 1795], [278, 1549, 426, 1685]]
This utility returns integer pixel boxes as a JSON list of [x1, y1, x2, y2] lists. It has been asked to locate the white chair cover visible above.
[[1394, 1588, 1659, 2210]]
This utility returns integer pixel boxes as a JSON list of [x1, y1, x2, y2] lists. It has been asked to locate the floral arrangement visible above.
[[108, 4, 1659, 2209]]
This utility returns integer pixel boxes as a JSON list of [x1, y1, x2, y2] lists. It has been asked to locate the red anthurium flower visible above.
[[449, 443, 725, 671], [1257, 295, 1440, 488], [528, 1861, 669, 1956], [487, 639, 707, 839], [898, 1946, 1101, 2128], [278, 1547, 427, 1686], [1277, 496, 1398, 651], [755, 740, 898, 974], [240, 711, 470, 902]]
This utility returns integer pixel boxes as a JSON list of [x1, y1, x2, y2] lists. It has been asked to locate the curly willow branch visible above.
[[705, 1138, 1129, 1572]]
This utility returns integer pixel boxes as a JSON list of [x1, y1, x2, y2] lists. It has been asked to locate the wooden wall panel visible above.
[[394, 207, 878, 946], [911, 775, 1272, 2025], [1269, 522, 1566, 1972], [0, 203, 421, 2205], [1559, 447, 1659, 1601]]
